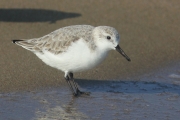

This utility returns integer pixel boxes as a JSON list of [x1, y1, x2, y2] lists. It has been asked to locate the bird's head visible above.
[[93, 26, 131, 61]]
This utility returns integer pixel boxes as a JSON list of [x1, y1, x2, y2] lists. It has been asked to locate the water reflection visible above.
[[35, 105, 88, 120], [0, 72, 180, 119], [33, 88, 88, 120]]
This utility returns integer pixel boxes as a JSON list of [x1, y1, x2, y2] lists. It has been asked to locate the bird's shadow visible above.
[[75, 79, 180, 95], [0, 8, 81, 23]]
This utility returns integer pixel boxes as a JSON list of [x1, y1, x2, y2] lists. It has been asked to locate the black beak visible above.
[[115, 45, 131, 61]]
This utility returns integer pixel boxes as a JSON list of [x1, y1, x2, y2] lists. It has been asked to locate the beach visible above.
[[0, 0, 180, 119]]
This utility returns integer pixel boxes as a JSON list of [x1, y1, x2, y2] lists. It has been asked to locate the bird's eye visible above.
[[107, 36, 111, 40]]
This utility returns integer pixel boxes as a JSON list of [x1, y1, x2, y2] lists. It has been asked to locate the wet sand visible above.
[[0, 0, 180, 119], [0, 63, 180, 120]]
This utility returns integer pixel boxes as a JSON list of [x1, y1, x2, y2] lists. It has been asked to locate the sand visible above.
[[0, 0, 180, 119], [0, 62, 180, 120]]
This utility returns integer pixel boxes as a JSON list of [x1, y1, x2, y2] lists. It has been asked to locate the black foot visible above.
[[80, 92, 91, 96], [73, 89, 91, 97], [77, 89, 91, 95], [65, 72, 90, 97]]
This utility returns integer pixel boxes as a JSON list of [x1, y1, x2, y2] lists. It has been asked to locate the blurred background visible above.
[[0, 1, 180, 120], [1, 0, 179, 92]]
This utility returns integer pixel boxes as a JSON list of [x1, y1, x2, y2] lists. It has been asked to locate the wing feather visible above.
[[12, 25, 95, 54]]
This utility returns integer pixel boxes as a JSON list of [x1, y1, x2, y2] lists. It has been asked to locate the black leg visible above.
[[69, 73, 81, 93], [64, 75, 77, 96], [69, 72, 91, 96]]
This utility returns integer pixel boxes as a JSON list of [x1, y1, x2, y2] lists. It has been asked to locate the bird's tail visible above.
[[12, 39, 36, 51], [12, 39, 24, 43]]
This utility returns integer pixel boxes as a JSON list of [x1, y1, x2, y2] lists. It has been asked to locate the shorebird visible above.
[[12, 25, 131, 96]]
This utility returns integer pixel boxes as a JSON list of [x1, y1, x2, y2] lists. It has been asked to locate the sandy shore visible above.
[[0, 62, 180, 120], [0, 0, 180, 119]]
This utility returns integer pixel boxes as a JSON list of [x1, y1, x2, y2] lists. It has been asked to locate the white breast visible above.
[[35, 39, 108, 73]]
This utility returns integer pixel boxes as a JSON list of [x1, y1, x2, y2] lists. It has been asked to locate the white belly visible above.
[[35, 39, 108, 73]]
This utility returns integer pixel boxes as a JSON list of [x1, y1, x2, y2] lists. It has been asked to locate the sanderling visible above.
[[12, 25, 131, 96]]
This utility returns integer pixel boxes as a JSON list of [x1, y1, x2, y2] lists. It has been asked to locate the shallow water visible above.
[[0, 1, 180, 119], [1, 63, 180, 120]]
